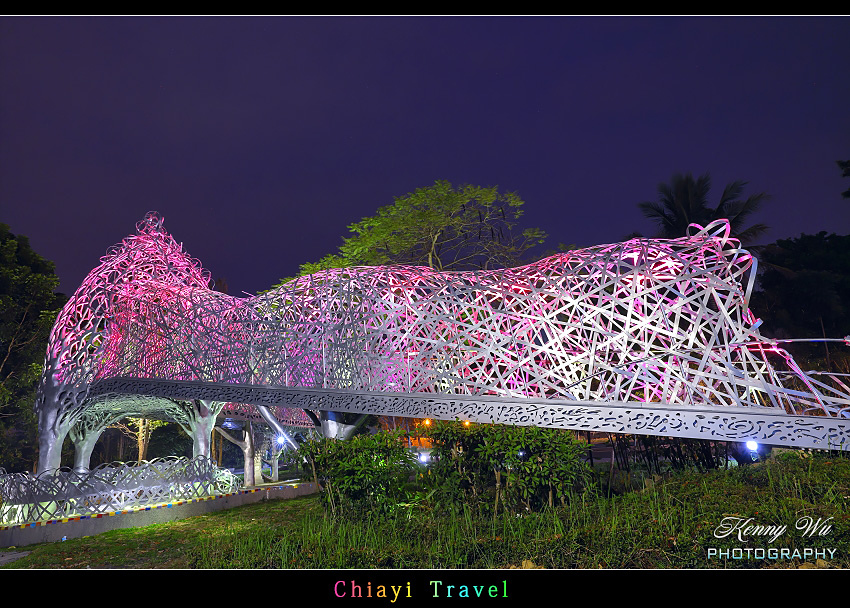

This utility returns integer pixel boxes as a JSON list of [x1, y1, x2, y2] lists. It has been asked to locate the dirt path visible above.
[[0, 551, 31, 566]]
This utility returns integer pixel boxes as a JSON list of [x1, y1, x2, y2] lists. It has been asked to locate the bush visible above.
[[300, 429, 416, 516], [419, 421, 595, 515]]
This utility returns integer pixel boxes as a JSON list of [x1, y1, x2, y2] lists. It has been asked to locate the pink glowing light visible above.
[[38, 213, 850, 429]]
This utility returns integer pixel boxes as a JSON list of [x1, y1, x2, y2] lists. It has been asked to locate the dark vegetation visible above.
[[0, 224, 66, 472], [4, 431, 849, 569]]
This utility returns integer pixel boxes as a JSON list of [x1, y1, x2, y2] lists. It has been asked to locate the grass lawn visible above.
[[2, 451, 848, 569]]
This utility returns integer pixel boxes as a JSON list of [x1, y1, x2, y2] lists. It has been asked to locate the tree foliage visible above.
[[0, 224, 66, 471], [419, 421, 594, 515], [300, 429, 416, 516], [111, 417, 169, 463], [749, 232, 850, 365], [638, 172, 771, 243], [282, 180, 547, 284]]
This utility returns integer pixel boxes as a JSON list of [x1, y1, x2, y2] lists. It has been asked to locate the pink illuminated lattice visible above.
[[37, 213, 850, 445]]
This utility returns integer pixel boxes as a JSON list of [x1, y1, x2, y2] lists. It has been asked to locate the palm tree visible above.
[[638, 172, 770, 244]]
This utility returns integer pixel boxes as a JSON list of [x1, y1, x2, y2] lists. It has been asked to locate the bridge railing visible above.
[[0, 456, 241, 526]]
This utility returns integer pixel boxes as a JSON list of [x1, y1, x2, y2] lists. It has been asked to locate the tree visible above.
[[0, 224, 66, 472], [837, 160, 850, 199], [292, 180, 547, 278], [110, 417, 169, 463], [638, 172, 771, 243], [140, 421, 193, 461], [748, 232, 850, 367], [214, 421, 263, 486]]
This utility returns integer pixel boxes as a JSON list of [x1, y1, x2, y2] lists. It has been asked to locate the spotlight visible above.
[[734, 440, 766, 465]]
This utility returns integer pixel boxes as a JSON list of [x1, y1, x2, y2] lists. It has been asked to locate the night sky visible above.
[[2, 16, 848, 298]]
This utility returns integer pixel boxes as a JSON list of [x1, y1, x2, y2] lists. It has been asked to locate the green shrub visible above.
[[300, 429, 416, 516], [419, 421, 595, 515]]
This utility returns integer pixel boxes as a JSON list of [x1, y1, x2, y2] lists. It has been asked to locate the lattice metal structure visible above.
[[0, 457, 240, 526], [34, 214, 308, 473], [219, 403, 314, 428], [35, 213, 850, 476]]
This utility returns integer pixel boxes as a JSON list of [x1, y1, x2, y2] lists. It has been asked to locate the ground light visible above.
[[735, 440, 762, 463]]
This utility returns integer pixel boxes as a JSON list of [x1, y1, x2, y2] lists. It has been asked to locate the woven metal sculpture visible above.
[[219, 403, 314, 428], [35, 213, 850, 475], [0, 456, 240, 526]]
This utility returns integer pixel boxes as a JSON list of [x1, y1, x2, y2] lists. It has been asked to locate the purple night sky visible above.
[[1, 16, 848, 297]]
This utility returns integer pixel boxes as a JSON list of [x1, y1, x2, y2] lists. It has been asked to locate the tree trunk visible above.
[[215, 424, 255, 486], [136, 419, 147, 463], [243, 424, 256, 486], [190, 400, 221, 459], [252, 426, 265, 484]]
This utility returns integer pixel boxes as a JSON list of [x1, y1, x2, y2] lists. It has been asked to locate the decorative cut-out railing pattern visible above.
[[0, 457, 240, 525]]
